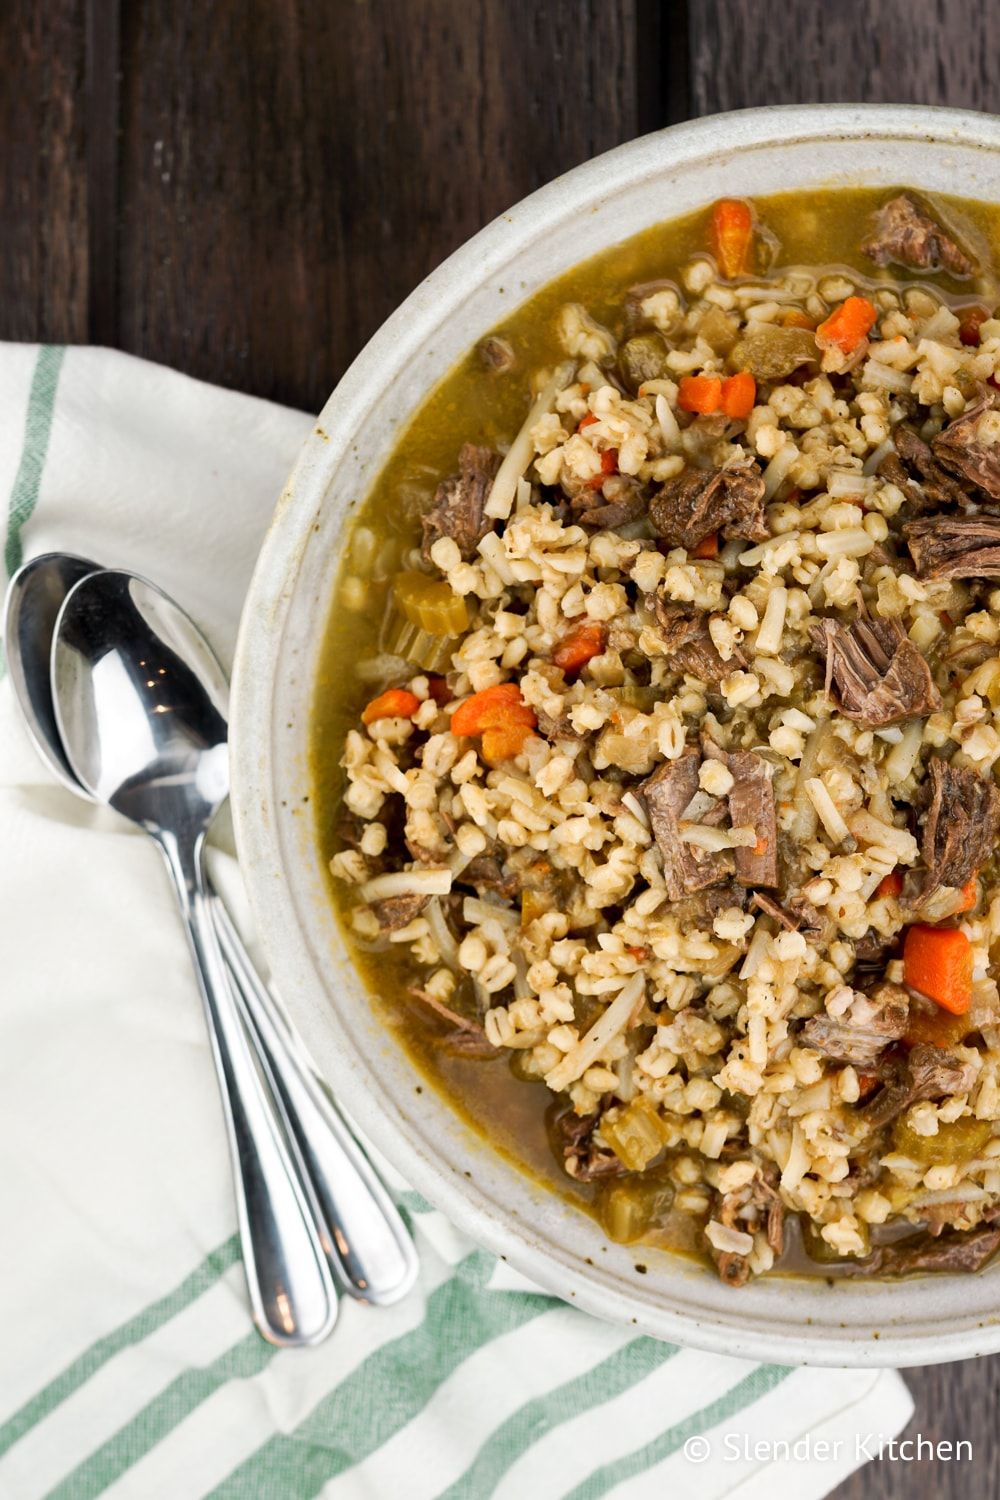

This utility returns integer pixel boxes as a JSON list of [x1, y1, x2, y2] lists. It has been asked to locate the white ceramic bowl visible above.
[[231, 104, 1000, 1367]]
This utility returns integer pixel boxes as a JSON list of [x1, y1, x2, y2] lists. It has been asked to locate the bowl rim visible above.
[[231, 103, 1000, 1366]]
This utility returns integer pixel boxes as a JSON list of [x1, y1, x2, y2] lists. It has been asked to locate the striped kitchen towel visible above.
[[0, 344, 912, 1500]]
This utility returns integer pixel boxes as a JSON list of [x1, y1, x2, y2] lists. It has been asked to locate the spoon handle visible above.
[[159, 835, 338, 1346], [210, 895, 419, 1305]]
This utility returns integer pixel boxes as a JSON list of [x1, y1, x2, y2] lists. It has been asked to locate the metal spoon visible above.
[[7, 553, 418, 1308], [5, 551, 95, 793], [51, 567, 338, 1347]]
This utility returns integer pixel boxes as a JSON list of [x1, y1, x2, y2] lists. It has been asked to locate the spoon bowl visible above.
[[52, 570, 230, 835], [4, 551, 100, 796]]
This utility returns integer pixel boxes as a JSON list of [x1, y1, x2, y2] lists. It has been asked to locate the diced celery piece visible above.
[[891, 1115, 992, 1165], [597, 1170, 675, 1244], [393, 571, 469, 635], [601, 1097, 669, 1172]]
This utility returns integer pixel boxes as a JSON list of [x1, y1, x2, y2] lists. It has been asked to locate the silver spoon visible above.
[[7, 553, 418, 1308], [51, 567, 338, 1346], [5, 551, 94, 792]]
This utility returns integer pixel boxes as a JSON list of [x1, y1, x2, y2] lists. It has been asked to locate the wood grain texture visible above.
[[688, 0, 1000, 114], [0, 0, 89, 343], [115, 0, 645, 411]]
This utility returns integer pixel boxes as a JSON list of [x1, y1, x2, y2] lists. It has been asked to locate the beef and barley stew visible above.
[[315, 187, 1000, 1284]]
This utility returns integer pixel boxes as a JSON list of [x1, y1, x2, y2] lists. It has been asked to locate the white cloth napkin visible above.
[[0, 344, 913, 1500]]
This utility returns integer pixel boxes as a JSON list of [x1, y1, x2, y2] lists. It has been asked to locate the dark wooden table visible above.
[[7, 1, 1000, 1494]]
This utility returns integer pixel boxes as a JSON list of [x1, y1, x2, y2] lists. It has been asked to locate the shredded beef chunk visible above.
[[861, 193, 977, 277], [751, 891, 821, 934], [673, 881, 747, 930], [860, 1225, 1000, 1277], [800, 983, 909, 1069], [550, 1108, 625, 1183], [371, 892, 430, 932], [534, 705, 587, 743], [809, 614, 941, 728], [421, 443, 500, 562], [640, 747, 731, 900], [646, 596, 744, 683], [477, 335, 515, 374], [461, 851, 521, 902], [905, 513, 1000, 578], [853, 929, 897, 967], [879, 425, 972, 512], [576, 476, 647, 529], [931, 393, 1000, 502], [917, 757, 1000, 900], [909, 1044, 978, 1098], [862, 1044, 976, 1130], [725, 750, 779, 888], [407, 987, 499, 1058], [700, 739, 778, 887], [648, 462, 767, 550], [708, 1166, 784, 1287]]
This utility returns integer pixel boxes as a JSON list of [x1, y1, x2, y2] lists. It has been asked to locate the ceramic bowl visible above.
[[231, 104, 1000, 1366]]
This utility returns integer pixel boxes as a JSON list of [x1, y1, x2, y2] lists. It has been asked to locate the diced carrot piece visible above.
[[815, 296, 878, 356], [709, 199, 754, 279], [903, 925, 973, 1016], [481, 722, 533, 766], [361, 688, 420, 725], [958, 305, 990, 347], [690, 533, 719, 559], [578, 412, 599, 429], [720, 371, 756, 419], [482, 702, 536, 728], [875, 869, 904, 900], [584, 448, 619, 488], [553, 622, 607, 676], [450, 683, 537, 763], [954, 876, 978, 914], [780, 308, 814, 329], [677, 375, 723, 414], [451, 682, 522, 736]]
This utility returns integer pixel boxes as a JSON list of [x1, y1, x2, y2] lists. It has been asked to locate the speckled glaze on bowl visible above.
[[231, 104, 1000, 1367]]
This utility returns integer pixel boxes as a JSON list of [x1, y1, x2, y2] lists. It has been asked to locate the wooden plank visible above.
[[0, 0, 89, 343], [115, 0, 646, 412], [688, 0, 1000, 114], [85, 0, 121, 345]]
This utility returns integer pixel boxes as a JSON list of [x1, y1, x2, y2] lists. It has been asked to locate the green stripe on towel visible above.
[[45, 1330, 276, 1500], [208, 1251, 553, 1500], [563, 1362, 794, 1500], [438, 1336, 681, 1500], [0, 1235, 240, 1462], [4, 345, 65, 578]]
